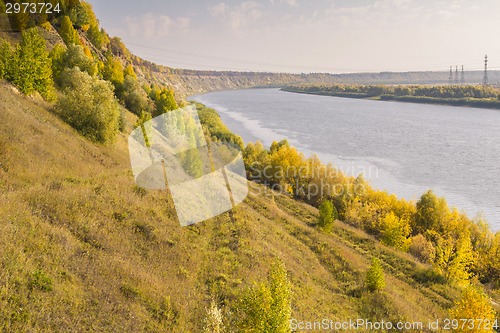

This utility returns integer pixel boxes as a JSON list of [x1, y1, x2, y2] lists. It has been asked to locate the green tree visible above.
[[318, 199, 335, 232], [109, 36, 130, 59], [68, 1, 89, 29], [366, 258, 385, 292], [59, 16, 80, 46], [50, 43, 97, 84], [449, 286, 496, 333], [415, 190, 449, 234], [10, 28, 53, 99], [62, 44, 96, 75], [0, 39, 13, 79], [239, 259, 291, 333], [87, 25, 109, 49], [57, 68, 120, 144], [49, 43, 66, 80], [121, 76, 150, 115]]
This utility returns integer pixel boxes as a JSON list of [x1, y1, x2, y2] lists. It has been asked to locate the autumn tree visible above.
[[380, 212, 411, 251], [449, 286, 496, 333], [124, 64, 136, 79], [434, 233, 474, 283], [243, 141, 268, 180], [366, 258, 385, 292]]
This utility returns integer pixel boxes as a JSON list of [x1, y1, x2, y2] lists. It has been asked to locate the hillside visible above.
[[0, 80, 482, 332], [133, 60, 500, 97]]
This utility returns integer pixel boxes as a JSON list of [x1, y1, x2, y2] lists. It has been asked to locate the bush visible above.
[[409, 234, 435, 263], [29, 269, 53, 292], [411, 268, 446, 285], [57, 68, 120, 144]]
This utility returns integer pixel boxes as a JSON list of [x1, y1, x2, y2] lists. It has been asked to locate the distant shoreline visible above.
[[281, 87, 500, 110]]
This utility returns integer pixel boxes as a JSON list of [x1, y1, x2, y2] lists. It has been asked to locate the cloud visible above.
[[208, 1, 263, 30], [270, 0, 298, 7], [123, 13, 190, 39], [209, 2, 228, 17]]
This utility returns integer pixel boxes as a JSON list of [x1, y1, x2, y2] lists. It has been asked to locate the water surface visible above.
[[191, 88, 500, 230]]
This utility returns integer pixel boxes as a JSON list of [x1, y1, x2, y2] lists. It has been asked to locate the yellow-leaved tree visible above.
[[449, 286, 497, 333]]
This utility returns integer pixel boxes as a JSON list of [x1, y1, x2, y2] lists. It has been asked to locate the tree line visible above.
[[242, 138, 500, 287], [285, 84, 500, 109]]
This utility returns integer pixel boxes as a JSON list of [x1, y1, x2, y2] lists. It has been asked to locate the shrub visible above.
[[57, 68, 120, 144], [29, 269, 53, 292], [203, 300, 226, 333], [409, 234, 436, 263]]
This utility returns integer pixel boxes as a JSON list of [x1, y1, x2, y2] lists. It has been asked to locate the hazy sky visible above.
[[87, 0, 500, 73]]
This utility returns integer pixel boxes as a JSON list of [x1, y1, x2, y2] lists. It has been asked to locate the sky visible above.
[[86, 0, 500, 74]]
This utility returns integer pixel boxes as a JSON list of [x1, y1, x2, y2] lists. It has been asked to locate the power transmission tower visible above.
[[461, 65, 465, 84], [449, 66, 453, 85], [455, 66, 459, 84], [483, 55, 488, 85]]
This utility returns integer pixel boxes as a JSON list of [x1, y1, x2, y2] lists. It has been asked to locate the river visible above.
[[190, 88, 500, 231]]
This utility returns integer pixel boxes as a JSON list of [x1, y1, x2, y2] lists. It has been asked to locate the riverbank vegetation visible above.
[[284, 83, 500, 109], [242, 136, 500, 288]]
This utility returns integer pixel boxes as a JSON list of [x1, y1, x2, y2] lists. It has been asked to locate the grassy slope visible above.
[[0, 80, 480, 332]]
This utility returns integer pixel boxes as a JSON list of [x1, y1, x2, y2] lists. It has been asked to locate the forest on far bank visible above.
[[283, 83, 500, 109]]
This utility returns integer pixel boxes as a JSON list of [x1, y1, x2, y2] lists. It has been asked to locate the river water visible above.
[[190, 88, 500, 230]]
